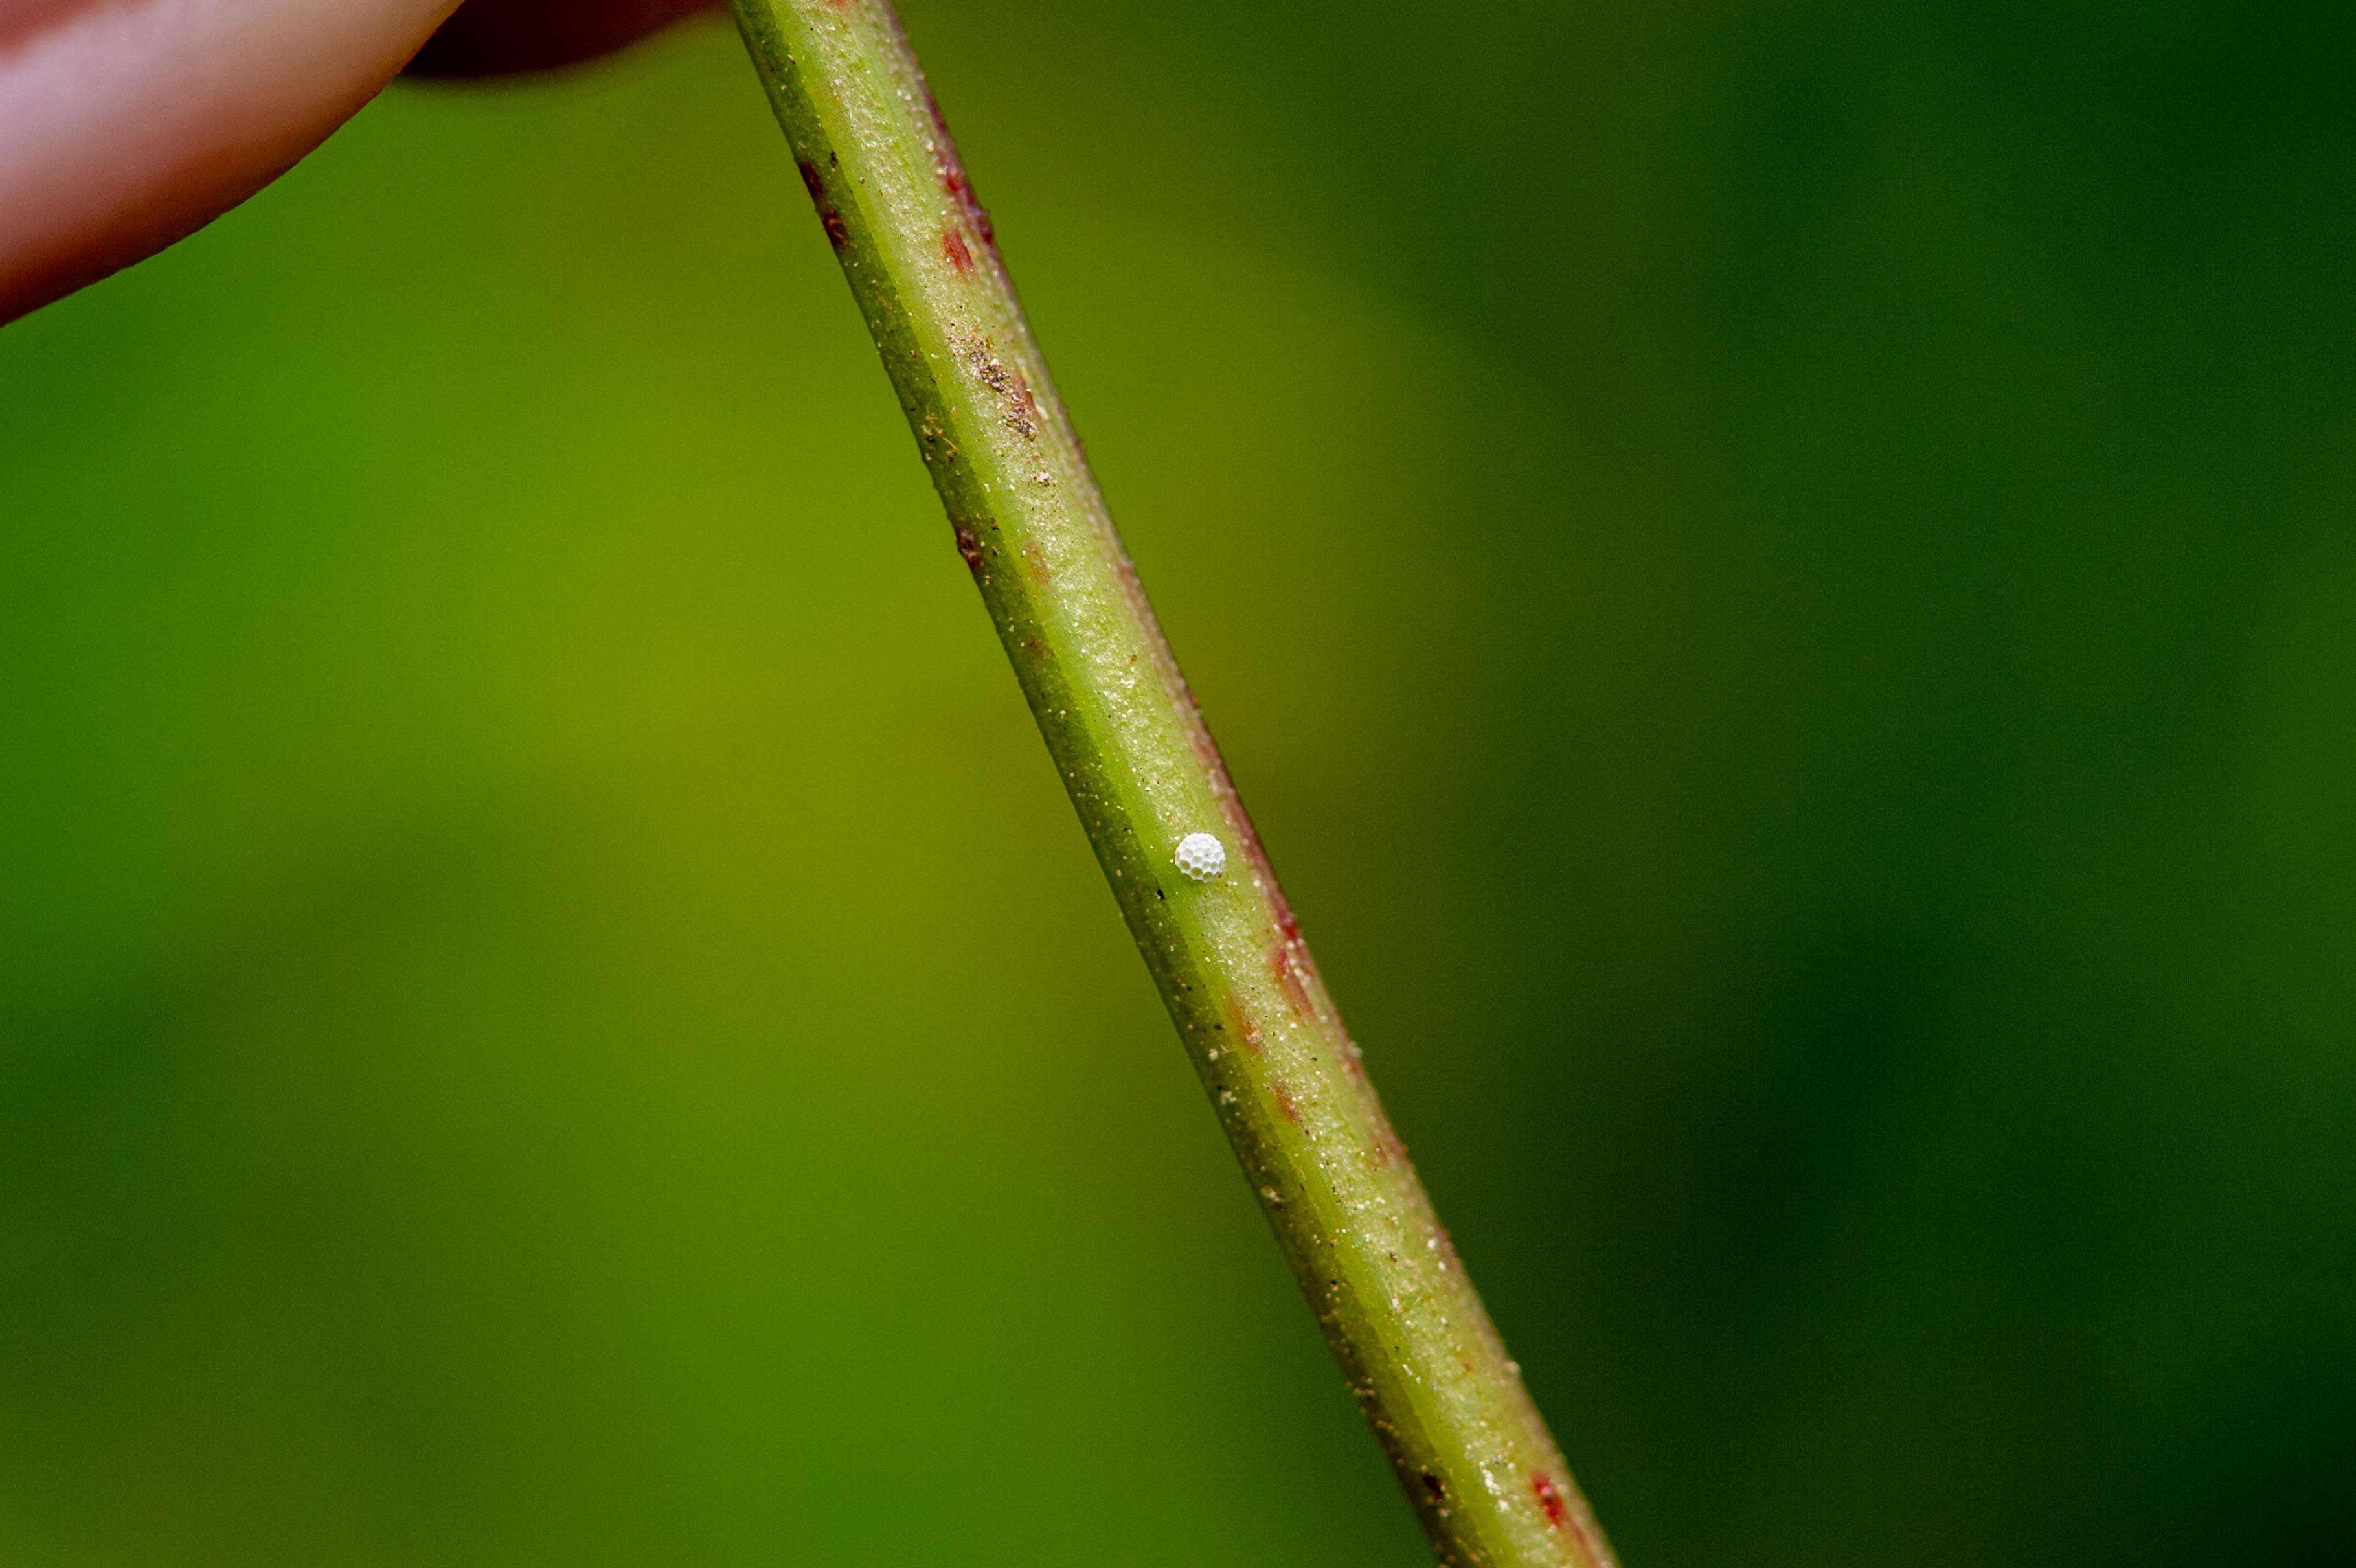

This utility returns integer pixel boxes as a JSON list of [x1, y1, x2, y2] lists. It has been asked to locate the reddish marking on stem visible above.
[[1270, 941, 1318, 1021], [796, 160, 852, 249], [951, 521, 985, 576], [1270, 887, 1300, 942], [1269, 1080, 1301, 1124], [934, 157, 999, 251], [1020, 542, 1050, 584], [1532, 1472, 1568, 1528], [793, 159, 852, 249], [1222, 993, 1263, 1054], [942, 226, 973, 274], [1554, 1488, 1614, 1565], [1004, 372, 1039, 438]]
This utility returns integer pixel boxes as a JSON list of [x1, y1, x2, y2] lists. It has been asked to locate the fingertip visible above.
[[1, 0, 456, 324], [405, 0, 721, 78]]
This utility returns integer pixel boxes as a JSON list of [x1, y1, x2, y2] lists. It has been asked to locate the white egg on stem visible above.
[[1175, 832, 1227, 883]]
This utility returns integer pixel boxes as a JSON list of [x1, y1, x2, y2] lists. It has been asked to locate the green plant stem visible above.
[[723, 5, 1616, 1563]]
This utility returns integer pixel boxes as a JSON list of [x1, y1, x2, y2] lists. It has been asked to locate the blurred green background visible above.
[[5, 3, 2353, 1564]]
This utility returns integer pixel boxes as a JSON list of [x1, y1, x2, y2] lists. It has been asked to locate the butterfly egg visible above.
[[1174, 832, 1227, 883]]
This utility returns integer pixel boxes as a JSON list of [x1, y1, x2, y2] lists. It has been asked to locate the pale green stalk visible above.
[[723, 5, 1616, 1563]]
